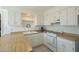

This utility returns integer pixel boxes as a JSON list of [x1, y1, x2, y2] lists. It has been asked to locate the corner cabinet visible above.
[[57, 37, 79, 52]]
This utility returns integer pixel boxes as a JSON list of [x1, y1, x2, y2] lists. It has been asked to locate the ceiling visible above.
[[24, 6, 53, 12], [2, 6, 54, 13]]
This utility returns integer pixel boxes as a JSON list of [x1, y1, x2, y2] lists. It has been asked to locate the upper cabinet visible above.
[[44, 7, 79, 26], [60, 7, 78, 26], [14, 11, 22, 26], [44, 13, 52, 25], [60, 8, 67, 25], [9, 11, 22, 26], [75, 7, 79, 25], [44, 10, 60, 25], [67, 7, 77, 25]]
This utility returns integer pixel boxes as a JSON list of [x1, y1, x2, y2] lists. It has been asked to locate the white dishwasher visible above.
[[44, 32, 57, 52]]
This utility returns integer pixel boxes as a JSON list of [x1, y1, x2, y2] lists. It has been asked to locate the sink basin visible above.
[[23, 31, 38, 35]]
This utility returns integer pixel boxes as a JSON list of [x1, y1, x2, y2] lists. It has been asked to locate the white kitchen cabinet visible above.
[[75, 7, 79, 25], [25, 33, 43, 47], [76, 7, 79, 14], [54, 11, 60, 23], [60, 8, 67, 25], [36, 14, 44, 25], [67, 7, 77, 25], [44, 10, 60, 25], [9, 11, 22, 26], [44, 33, 57, 52], [60, 7, 78, 25], [44, 7, 79, 26], [57, 37, 79, 52], [14, 11, 22, 26], [44, 14, 51, 25], [57, 37, 75, 52]]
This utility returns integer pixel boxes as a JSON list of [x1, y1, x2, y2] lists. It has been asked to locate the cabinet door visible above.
[[76, 7, 79, 14], [25, 33, 43, 47], [75, 7, 79, 25], [44, 35, 57, 51], [62, 39, 75, 52], [57, 37, 65, 52], [60, 8, 67, 25], [43, 33, 48, 44], [47, 36, 56, 48], [44, 14, 51, 25], [14, 11, 22, 26], [67, 7, 77, 25], [57, 37, 75, 52], [54, 11, 60, 22]]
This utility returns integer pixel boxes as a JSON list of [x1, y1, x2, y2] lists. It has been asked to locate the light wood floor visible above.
[[32, 45, 51, 52], [0, 32, 32, 52]]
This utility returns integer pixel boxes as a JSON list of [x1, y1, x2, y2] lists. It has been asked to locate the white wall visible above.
[[2, 6, 41, 32]]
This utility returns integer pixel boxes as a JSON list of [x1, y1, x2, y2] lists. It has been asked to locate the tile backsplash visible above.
[[44, 24, 79, 34]]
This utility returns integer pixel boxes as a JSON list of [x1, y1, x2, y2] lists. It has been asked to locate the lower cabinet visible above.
[[43, 33, 57, 52], [25, 32, 79, 52], [25, 33, 43, 47], [57, 37, 79, 52]]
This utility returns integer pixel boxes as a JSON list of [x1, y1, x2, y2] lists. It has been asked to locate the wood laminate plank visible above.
[[0, 32, 32, 52]]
